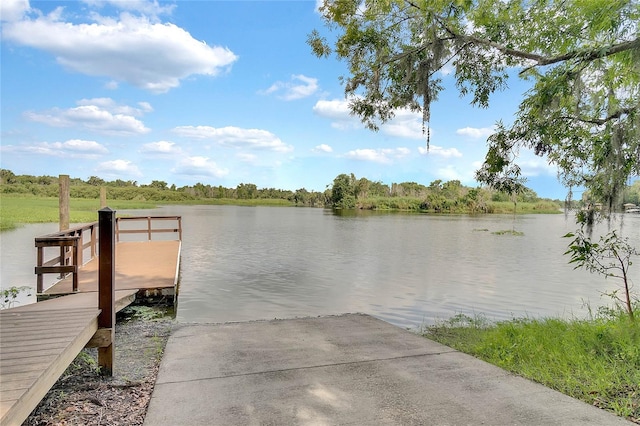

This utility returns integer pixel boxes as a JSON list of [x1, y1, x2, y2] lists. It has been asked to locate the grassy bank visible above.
[[423, 309, 640, 423], [0, 194, 297, 231], [0, 193, 562, 232], [352, 197, 562, 213], [0, 195, 159, 232]]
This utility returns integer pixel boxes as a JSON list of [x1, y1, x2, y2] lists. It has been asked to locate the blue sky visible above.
[[1, 0, 568, 199]]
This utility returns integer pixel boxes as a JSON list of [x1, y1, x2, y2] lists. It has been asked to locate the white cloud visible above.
[[237, 153, 258, 163], [81, 0, 176, 19], [0, 0, 30, 22], [138, 102, 153, 113], [344, 147, 410, 164], [261, 74, 319, 101], [77, 98, 152, 117], [436, 165, 464, 182], [172, 126, 293, 153], [2, 139, 108, 158], [519, 156, 557, 177], [60, 139, 108, 154], [313, 98, 427, 139], [418, 144, 462, 158], [313, 98, 351, 119], [313, 144, 333, 153], [382, 109, 425, 139], [96, 159, 142, 177], [435, 163, 482, 185], [25, 101, 150, 136], [313, 98, 359, 130], [439, 62, 454, 76], [140, 141, 181, 155], [456, 126, 496, 139], [2, 10, 238, 93], [172, 156, 228, 178]]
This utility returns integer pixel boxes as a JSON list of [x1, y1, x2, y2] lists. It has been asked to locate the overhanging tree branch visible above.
[[560, 107, 637, 126], [436, 14, 640, 69]]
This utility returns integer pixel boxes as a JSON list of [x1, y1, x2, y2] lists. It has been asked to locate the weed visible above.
[[119, 305, 171, 322], [1, 286, 31, 309], [491, 229, 525, 236], [65, 350, 100, 378], [423, 308, 640, 422]]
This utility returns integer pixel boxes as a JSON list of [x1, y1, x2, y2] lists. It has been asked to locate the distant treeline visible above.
[[9, 169, 638, 212], [0, 169, 326, 206], [0, 169, 575, 214], [327, 173, 565, 213]]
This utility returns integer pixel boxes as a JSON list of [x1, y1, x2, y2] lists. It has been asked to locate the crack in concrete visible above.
[[156, 350, 458, 385]]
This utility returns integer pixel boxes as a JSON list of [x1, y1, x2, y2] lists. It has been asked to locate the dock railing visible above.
[[35, 216, 182, 294], [35, 222, 98, 293], [115, 215, 182, 242]]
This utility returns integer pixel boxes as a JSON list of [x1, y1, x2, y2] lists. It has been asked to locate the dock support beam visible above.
[[98, 207, 116, 376]]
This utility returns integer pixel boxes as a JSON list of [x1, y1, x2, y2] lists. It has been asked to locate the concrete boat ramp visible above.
[[145, 314, 629, 425]]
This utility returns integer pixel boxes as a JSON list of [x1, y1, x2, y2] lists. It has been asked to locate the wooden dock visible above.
[[42, 240, 181, 299], [0, 290, 137, 426], [0, 215, 181, 426]]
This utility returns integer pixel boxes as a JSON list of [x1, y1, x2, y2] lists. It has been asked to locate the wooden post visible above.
[[98, 207, 115, 376], [59, 175, 70, 231], [100, 187, 107, 208], [59, 175, 70, 279]]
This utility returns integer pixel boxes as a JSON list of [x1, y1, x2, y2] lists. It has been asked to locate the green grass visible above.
[[424, 310, 640, 422], [0, 194, 158, 231], [349, 198, 563, 213], [487, 201, 563, 214], [0, 194, 296, 231]]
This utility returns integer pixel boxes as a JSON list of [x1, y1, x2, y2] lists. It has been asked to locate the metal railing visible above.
[[35, 215, 182, 293]]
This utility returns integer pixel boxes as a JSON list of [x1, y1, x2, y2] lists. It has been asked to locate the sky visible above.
[[1, 0, 569, 199]]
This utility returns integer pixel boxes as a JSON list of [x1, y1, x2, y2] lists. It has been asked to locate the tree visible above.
[[236, 183, 258, 199], [565, 228, 638, 320], [0, 169, 16, 184], [148, 180, 168, 190], [293, 188, 310, 205], [86, 176, 105, 186], [624, 180, 640, 205], [309, 0, 639, 209], [330, 173, 357, 208]]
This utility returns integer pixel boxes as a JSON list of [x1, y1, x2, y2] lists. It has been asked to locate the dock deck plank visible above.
[[42, 240, 181, 295], [0, 308, 99, 426], [1, 237, 180, 426]]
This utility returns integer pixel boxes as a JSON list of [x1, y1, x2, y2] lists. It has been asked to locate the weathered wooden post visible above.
[[98, 207, 115, 376], [59, 175, 70, 231], [59, 175, 71, 280], [100, 187, 107, 208]]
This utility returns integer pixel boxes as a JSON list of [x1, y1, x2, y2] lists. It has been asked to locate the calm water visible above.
[[2, 206, 638, 328]]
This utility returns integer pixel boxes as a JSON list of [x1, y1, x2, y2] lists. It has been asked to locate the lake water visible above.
[[2, 205, 638, 329]]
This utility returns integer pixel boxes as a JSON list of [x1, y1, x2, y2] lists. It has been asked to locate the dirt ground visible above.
[[24, 307, 173, 426]]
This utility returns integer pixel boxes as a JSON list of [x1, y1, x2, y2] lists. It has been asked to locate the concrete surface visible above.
[[145, 313, 631, 425]]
